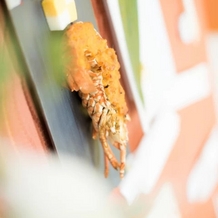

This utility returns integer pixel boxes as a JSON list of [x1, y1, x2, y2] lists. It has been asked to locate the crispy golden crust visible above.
[[64, 22, 129, 177], [65, 22, 128, 115]]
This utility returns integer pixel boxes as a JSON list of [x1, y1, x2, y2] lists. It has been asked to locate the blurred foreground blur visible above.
[[0, 140, 123, 218]]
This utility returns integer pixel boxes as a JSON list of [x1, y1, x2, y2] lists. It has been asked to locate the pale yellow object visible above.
[[42, 0, 77, 31]]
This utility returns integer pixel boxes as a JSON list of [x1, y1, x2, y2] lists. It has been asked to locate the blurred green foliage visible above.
[[118, 0, 143, 103], [0, 44, 10, 82], [47, 33, 66, 86], [0, 43, 10, 116]]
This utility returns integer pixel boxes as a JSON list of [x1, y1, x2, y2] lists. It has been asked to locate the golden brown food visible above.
[[64, 22, 129, 178]]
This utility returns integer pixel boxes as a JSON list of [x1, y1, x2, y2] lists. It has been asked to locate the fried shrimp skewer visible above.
[[64, 22, 129, 178]]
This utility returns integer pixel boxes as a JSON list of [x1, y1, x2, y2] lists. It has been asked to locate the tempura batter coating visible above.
[[64, 22, 129, 178], [65, 22, 127, 115]]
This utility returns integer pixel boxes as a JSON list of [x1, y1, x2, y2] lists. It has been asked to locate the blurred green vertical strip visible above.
[[0, 43, 10, 117], [118, 0, 143, 103]]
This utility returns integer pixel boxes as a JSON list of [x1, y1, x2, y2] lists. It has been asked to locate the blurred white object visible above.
[[163, 63, 211, 111], [138, 0, 209, 130], [187, 125, 218, 203], [138, 0, 176, 130], [146, 183, 181, 218], [0, 145, 122, 218], [5, 0, 21, 10], [42, 0, 77, 31], [178, 0, 200, 43], [120, 111, 180, 204]]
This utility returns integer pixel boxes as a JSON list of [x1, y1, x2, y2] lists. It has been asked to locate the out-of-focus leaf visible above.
[[118, 0, 143, 103], [0, 43, 11, 116], [47, 33, 66, 86]]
